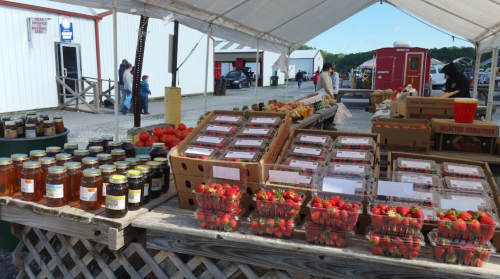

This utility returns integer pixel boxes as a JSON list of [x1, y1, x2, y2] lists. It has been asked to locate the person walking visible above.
[[121, 63, 133, 115], [295, 70, 304, 89], [140, 75, 151, 115], [331, 66, 339, 100], [118, 59, 128, 111], [313, 71, 320, 92], [317, 63, 336, 130]]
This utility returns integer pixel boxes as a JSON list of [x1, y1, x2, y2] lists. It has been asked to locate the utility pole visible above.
[[132, 15, 149, 127]]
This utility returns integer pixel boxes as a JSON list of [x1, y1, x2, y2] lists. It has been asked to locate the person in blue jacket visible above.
[[140, 75, 151, 115]]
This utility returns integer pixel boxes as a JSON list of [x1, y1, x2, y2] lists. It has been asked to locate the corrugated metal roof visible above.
[[214, 41, 263, 53], [7, 0, 97, 15], [290, 49, 320, 59]]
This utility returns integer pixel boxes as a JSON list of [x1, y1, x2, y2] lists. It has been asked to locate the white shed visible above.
[[0, 0, 213, 113], [290, 49, 323, 76]]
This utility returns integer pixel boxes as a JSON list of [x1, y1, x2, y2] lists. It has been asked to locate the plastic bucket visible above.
[[454, 98, 478, 123]]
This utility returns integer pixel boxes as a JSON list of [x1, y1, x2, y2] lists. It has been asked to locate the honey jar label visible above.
[[106, 195, 126, 210], [44, 126, 56, 136], [80, 187, 97, 202], [4, 128, 17, 138], [46, 184, 64, 198], [21, 179, 34, 193], [25, 129, 36, 138], [128, 189, 141, 203], [103, 183, 108, 196], [152, 178, 162, 191], [144, 183, 149, 196]]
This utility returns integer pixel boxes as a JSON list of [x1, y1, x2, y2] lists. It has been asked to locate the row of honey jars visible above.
[[0, 114, 64, 138]]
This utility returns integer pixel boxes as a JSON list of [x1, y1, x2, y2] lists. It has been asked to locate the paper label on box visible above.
[[450, 195, 487, 206], [401, 175, 433, 185], [450, 180, 484, 190], [440, 199, 478, 211], [215, 116, 240, 122], [300, 135, 327, 143], [207, 125, 231, 132], [337, 151, 365, 159], [299, 175, 311, 184], [333, 164, 365, 174], [225, 151, 255, 159], [213, 166, 241, 181], [269, 170, 300, 184], [377, 181, 414, 198], [340, 138, 369, 144], [235, 139, 263, 146], [412, 190, 432, 200], [242, 128, 269, 135], [196, 136, 223, 144], [322, 178, 360, 194], [401, 160, 430, 169], [289, 160, 319, 170], [185, 147, 214, 156], [251, 118, 276, 124], [293, 146, 321, 155], [447, 165, 479, 175]]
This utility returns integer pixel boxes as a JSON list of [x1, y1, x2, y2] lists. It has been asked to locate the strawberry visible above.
[[452, 218, 466, 232], [459, 211, 473, 221], [312, 196, 322, 204], [398, 244, 408, 254], [381, 235, 391, 249], [467, 219, 481, 235], [461, 250, 473, 265], [388, 245, 399, 254], [434, 247, 445, 260], [397, 206, 410, 216], [371, 245, 383, 255], [369, 235, 380, 247], [195, 184, 206, 193], [251, 220, 259, 231], [370, 207, 380, 215], [405, 251, 419, 259], [311, 211, 321, 222], [479, 215, 497, 226], [473, 258, 483, 267], [476, 246, 491, 261]]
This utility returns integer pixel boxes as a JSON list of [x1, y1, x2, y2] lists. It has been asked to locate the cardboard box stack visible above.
[[372, 119, 431, 154], [406, 97, 455, 120]]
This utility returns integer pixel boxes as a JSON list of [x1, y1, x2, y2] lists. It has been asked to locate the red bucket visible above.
[[454, 98, 478, 123]]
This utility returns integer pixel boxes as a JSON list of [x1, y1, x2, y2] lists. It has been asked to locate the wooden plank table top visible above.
[[337, 89, 374, 103], [291, 105, 337, 130], [133, 199, 500, 279]]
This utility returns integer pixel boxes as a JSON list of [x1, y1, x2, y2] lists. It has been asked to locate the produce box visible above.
[[190, 135, 229, 150], [392, 172, 442, 189], [307, 189, 364, 229], [292, 133, 334, 150], [443, 177, 490, 194], [406, 97, 455, 109], [441, 162, 485, 179], [176, 188, 256, 216], [406, 107, 454, 120], [227, 138, 269, 152], [236, 127, 276, 139], [209, 115, 245, 126], [246, 116, 282, 128], [372, 119, 431, 154], [330, 149, 374, 165]]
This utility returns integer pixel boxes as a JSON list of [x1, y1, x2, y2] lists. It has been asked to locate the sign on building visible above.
[[30, 18, 48, 34], [59, 15, 73, 42]]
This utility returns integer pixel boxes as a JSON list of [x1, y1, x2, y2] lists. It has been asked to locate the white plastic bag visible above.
[[334, 102, 352, 125]]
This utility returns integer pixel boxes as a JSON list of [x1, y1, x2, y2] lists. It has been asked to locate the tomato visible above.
[[418, 125, 428, 130], [163, 135, 174, 146], [173, 130, 181, 138], [145, 139, 155, 147], [178, 123, 187, 131], [153, 127, 163, 137], [375, 124, 382, 128], [402, 126, 410, 129], [139, 131, 150, 142], [384, 125, 392, 128], [163, 126, 174, 135], [187, 127, 194, 132], [179, 130, 190, 140], [393, 125, 400, 129], [135, 140, 145, 147], [151, 136, 160, 142]]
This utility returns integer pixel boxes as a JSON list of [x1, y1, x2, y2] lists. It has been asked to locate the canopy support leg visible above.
[[204, 27, 211, 113], [255, 40, 260, 104], [486, 47, 498, 121], [473, 49, 480, 99], [113, 0, 119, 140]]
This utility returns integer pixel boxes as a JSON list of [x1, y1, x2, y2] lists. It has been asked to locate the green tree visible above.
[[297, 45, 315, 50]]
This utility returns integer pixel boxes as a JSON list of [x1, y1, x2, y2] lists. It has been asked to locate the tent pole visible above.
[[473, 49, 480, 99], [204, 27, 211, 113], [486, 47, 498, 121], [286, 49, 290, 102], [112, 0, 119, 140], [255, 40, 260, 104]]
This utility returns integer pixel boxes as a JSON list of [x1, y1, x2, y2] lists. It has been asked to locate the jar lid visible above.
[[26, 123, 36, 127], [64, 143, 78, 149], [114, 161, 130, 169], [55, 153, 72, 160], [152, 142, 165, 148], [89, 137, 102, 143], [101, 135, 113, 141], [27, 115, 37, 119], [111, 149, 126, 155], [121, 138, 133, 144], [97, 154, 112, 160], [30, 150, 47, 157], [53, 115, 63, 119], [89, 146, 104, 152], [127, 169, 143, 178], [23, 161, 41, 168], [0, 158, 13, 165], [39, 157, 56, 165], [48, 166, 66, 174], [44, 120, 54, 125], [46, 146, 62, 153], [137, 155, 151, 161], [108, 141, 121, 147], [74, 150, 90, 156], [15, 119, 23, 124], [136, 165, 150, 173], [1, 115, 12, 120], [125, 158, 140, 165], [154, 157, 168, 164], [20, 115, 27, 119], [64, 162, 82, 169], [110, 174, 127, 184], [99, 164, 116, 172], [146, 161, 161, 169], [82, 157, 99, 164], [83, 169, 101, 177], [54, 119, 63, 123], [11, 154, 28, 161], [26, 111, 36, 115], [38, 118, 44, 121], [5, 121, 16, 126]]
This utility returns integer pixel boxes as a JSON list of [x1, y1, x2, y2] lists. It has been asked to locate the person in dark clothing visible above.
[[118, 59, 128, 111], [442, 62, 470, 98], [296, 70, 304, 88]]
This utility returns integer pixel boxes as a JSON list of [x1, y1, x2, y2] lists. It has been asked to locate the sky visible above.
[[304, 3, 472, 54]]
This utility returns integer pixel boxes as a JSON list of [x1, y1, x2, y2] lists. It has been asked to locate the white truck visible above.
[[286, 65, 296, 81]]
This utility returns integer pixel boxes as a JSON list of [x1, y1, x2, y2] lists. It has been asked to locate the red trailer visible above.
[[373, 46, 431, 96]]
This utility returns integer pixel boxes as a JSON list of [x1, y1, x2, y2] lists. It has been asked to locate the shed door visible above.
[[56, 43, 82, 103], [404, 53, 424, 95]]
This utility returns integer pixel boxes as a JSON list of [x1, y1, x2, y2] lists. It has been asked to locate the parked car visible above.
[[430, 64, 445, 88], [225, 67, 251, 89]]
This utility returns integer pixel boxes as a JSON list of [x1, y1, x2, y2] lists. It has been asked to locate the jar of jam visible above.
[[80, 169, 102, 210], [111, 149, 126, 162], [125, 158, 140, 169], [82, 157, 99, 170], [29, 150, 47, 161], [150, 143, 167, 160], [72, 150, 89, 163], [39, 157, 56, 196], [62, 143, 78, 156], [11, 154, 27, 192], [15, 119, 24, 138], [45, 146, 62, 158], [25, 123, 37, 138], [39, 113, 49, 121], [105, 175, 128, 218], [4, 121, 17, 138], [154, 157, 170, 194], [54, 119, 65, 134], [21, 161, 42, 201], [43, 120, 56, 136], [121, 138, 136, 158], [135, 165, 151, 204], [97, 154, 113, 166], [0, 116, 11, 137], [86, 137, 103, 150], [100, 165, 116, 205], [114, 162, 130, 175], [46, 166, 68, 207], [0, 158, 14, 196], [88, 146, 104, 157], [64, 162, 82, 202], [37, 118, 44, 137], [126, 170, 143, 211], [55, 153, 72, 166], [101, 135, 113, 151], [136, 155, 151, 165], [147, 161, 163, 199], [106, 141, 122, 154]]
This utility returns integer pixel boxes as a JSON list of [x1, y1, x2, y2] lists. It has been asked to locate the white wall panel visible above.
[[263, 51, 284, 86], [290, 59, 313, 76]]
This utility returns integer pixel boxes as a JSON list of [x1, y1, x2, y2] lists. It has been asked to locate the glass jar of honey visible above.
[[154, 157, 170, 194], [64, 162, 82, 202], [106, 141, 121, 154], [0, 116, 10, 137], [26, 116, 40, 137], [4, 121, 17, 138], [45, 146, 62, 158], [54, 119, 65, 134], [37, 118, 44, 137], [105, 175, 128, 218], [15, 119, 24, 138], [80, 169, 102, 210], [147, 161, 163, 199], [46, 166, 68, 207], [29, 150, 46, 161], [55, 153, 72, 166], [43, 120, 56, 136], [25, 123, 37, 138], [101, 135, 113, 151], [62, 143, 78, 156], [0, 158, 14, 196], [53, 115, 62, 120], [150, 143, 167, 160], [21, 161, 42, 201], [39, 113, 49, 121], [86, 137, 103, 150], [135, 165, 151, 204], [82, 157, 99, 170], [125, 158, 140, 169], [72, 150, 89, 163], [136, 155, 151, 165], [114, 161, 130, 175], [11, 154, 27, 192], [97, 154, 113, 166], [88, 146, 104, 157], [126, 170, 143, 211], [39, 157, 56, 196], [111, 149, 126, 162], [100, 165, 116, 205], [121, 138, 136, 158]]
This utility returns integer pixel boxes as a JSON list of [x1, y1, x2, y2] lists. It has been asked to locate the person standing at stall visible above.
[[331, 66, 339, 99], [296, 70, 304, 89], [118, 59, 128, 112], [317, 63, 336, 130], [442, 62, 470, 98], [121, 63, 133, 115], [140, 75, 151, 115], [313, 71, 320, 92]]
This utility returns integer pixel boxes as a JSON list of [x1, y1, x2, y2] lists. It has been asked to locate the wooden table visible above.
[[132, 199, 500, 279], [291, 105, 338, 130], [336, 89, 374, 103]]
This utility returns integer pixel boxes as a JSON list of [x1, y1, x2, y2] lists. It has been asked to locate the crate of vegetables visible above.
[[333, 136, 376, 151], [227, 138, 269, 152], [392, 172, 442, 189], [190, 135, 228, 150], [201, 124, 238, 137], [193, 182, 245, 212], [218, 150, 262, 163], [366, 228, 425, 259], [292, 133, 334, 150], [286, 145, 330, 162], [441, 162, 486, 179], [179, 145, 219, 160], [195, 207, 243, 232], [308, 193, 362, 229], [443, 177, 490, 194], [253, 188, 303, 218], [209, 115, 245, 126], [394, 158, 439, 174], [304, 219, 354, 247], [330, 149, 374, 165], [249, 212, 296, 239], [428, 229, 496, 267], [246, 116, 282, 128], [236, 127, 275, 139]]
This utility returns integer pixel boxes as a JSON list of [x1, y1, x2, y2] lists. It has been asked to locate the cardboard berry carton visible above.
[[236, 127, 275, 139], [193, 182, 245, 211], [253, 188, 304, 218], [441, 162, 486, 179], [190, 135, 228, 150], [368, 202, 425, 234], [218, 150, 262, 163], [286, 145, 330, 162], [308, 194, 362, 229], [366, 228, 425, 259], [333, 136, 376, 151], [179, 145, 219, 160], [245, 116, 282, 128], [249, 212, 296, 238], [443, 177, 491, 194], [200, 124, 239, 137], [330, 149, 374, 165], [196, 207, 243, 232], [392, 172, 442, 189], [304, 218, 354, 247], [227, 138, 269, 152], [209, 115, 245, 126], [394, 158, 439, 174], [292, 133, 334, 150], [428, 229, 496, 267]]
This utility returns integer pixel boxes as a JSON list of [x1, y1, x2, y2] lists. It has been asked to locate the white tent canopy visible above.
[[359, 59, 375, 69]]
